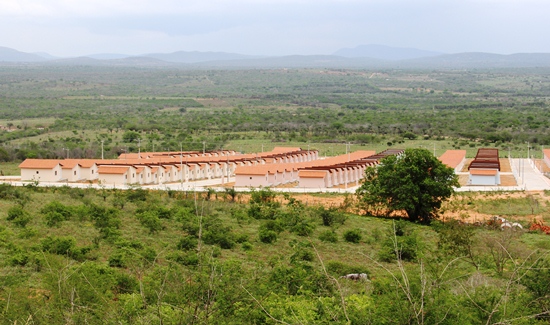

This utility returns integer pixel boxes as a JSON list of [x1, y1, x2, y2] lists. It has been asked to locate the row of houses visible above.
[[234, 149, 405, 188], [18, 147, 318, 186]]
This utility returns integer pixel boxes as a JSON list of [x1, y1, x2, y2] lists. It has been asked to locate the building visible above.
[[468, 148, 500, 186]]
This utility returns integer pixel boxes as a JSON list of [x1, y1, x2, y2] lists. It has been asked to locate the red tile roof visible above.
[[298, 170, 328, 178], [97, 166, 130, 175], [19, 159, 63, 169], [439, 150, 466, 169], [470, 169, 498, 176]]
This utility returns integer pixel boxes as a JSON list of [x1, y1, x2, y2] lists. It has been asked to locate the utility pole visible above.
[[203, 141, 206, 155], [137, 138, 141, 159], [101, 140, 104, 160], [180, 143, 183, 189]]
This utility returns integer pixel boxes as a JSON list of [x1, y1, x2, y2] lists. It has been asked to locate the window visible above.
[[250, 177, 252, 180], [74, 171, 76, 176], [37, 171, 40, 174], [91, 170, 94, 174]]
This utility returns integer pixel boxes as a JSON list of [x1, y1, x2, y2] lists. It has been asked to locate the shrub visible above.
[[259, 229, 277, 244], [319, 230, 338, 243], [343, 229, 362, 243], [136, 211, 164, 233], [41, 201, 74, 226], [126, 188, 149, 202], [242, 242, 253, 251], [291, 220, 315, 236], [7, 206, 31, 227], [318, 207, 347, 227], [109, 251, 128, 268], [177, 236, 198, 251]]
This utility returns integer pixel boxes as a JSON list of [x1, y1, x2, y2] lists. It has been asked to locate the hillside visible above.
[[0, 184, 549, 323]]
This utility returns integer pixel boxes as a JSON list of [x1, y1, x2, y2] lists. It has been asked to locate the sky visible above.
[[0, 0, 548, 57]]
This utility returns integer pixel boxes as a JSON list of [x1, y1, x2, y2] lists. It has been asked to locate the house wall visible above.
[[80, 165, 99, 181], [299, 177, 327, 188], [235, 174, 269, 187], [99, 173, 128, 186], [469, 173, 500, 186], [61, 166, 81, 182], [21, 166, 63, 182]]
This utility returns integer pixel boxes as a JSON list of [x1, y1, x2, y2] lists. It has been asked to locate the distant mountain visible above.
[[0, 46, 46, 62], [86, 53, 132, 60], [42, 56, 175, 67], [142, 51, 262, 63], [334, 44, 443, 60], [33, 52, 59, 60], [190, 55, 384, 69], [401, 52, 550, 69], [3, 44, 550, 69]]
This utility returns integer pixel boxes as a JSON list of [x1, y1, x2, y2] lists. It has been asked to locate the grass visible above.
[[0, 162, 21, 176], [474, 196, 546, 216]]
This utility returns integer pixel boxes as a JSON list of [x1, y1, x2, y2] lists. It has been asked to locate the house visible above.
[[60, 160, 82, 182], [97, 165, 137, 185], [468, 148, 500, 186], [298, 170, 330, 188], [19, 159, 64, 182], [439, 150, 467, 173]]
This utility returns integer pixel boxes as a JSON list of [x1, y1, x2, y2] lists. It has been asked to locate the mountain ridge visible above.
[[3, 45, 550, 69]]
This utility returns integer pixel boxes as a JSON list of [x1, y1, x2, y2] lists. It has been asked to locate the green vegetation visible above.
[[357, 148, 459, 222], [2, 65, 550, 322], [0, 185, 548, 323], [1, 67, 550, 168]]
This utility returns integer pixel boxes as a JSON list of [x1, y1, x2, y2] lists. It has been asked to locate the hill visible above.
[[0, 46, 46, 62], [334, 44, 443, 60]]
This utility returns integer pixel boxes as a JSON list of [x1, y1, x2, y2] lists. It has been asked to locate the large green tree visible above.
[[356, 148, 459, 222]]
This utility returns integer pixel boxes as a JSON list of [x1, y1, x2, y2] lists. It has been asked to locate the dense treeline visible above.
[[1, 185, 550, 324]]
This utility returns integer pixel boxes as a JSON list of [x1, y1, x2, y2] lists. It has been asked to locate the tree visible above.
[[356, 148, 459, 223]]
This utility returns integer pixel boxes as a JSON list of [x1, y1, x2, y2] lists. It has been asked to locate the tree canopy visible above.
[[356, 148, 459, 222]]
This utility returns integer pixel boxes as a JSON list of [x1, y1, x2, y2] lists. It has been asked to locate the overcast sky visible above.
[[0, 0, 548, 57]]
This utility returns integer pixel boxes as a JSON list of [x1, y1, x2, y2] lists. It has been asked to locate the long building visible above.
[[18, 147, 318, 186]]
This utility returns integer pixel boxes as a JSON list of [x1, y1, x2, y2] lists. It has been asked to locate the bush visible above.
[[242, 242, 253, 251], [7, 206, 31, 227], [136, 211, 164, 233], [318, 207, 347, 227], [343, 229, 362, 243], [259, 229, 277, 244], [108, 251, 128, 268], [41, 201, 74, 227], [319, 230, 338, 243], [291, 220, 315, 236], [177, 236, 198, 251], [41, 236, 90, 261]]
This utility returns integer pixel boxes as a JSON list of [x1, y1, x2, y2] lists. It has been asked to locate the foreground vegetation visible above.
[[0, 184, 550, 324]]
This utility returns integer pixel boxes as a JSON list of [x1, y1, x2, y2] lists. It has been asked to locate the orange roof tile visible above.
[[439, 150, 467, 169], [19, 159, 63, 169], [298, 170, 328, 178], [98, 166, 130, 175], [470, 169, 498, 176]]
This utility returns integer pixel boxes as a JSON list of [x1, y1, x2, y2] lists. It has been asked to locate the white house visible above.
[[19, 159, 64, 182]]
